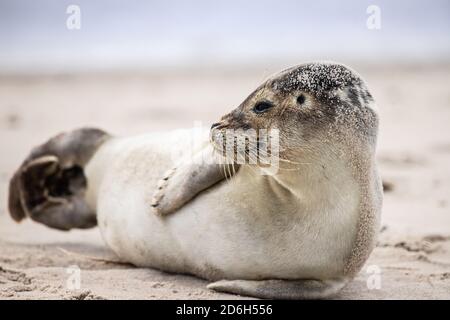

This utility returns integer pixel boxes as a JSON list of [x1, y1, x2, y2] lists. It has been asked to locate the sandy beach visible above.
[[1, 63, 449, 299]]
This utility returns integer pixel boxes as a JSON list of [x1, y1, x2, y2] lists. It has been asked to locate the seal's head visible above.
[[210, 62, 379, 168]]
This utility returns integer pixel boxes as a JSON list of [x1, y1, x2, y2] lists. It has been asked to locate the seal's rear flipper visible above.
[[207, 278, 348, 299], [8, 128, 110, 231]]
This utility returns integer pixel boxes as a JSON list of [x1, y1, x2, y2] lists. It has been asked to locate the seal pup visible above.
[[8, 62, 383, 299]]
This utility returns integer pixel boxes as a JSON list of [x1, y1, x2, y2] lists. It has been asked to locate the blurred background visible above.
[[0, 0, 450, 299], [1, 0, 449, 72]]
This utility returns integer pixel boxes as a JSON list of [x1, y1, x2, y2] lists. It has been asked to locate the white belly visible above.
[[85, 130, 360, 281]]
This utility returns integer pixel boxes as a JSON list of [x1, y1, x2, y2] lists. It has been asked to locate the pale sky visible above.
[[0, 0, 449, 72]]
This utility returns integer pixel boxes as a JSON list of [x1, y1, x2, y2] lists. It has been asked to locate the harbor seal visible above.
[[8, 62, 382, 299]]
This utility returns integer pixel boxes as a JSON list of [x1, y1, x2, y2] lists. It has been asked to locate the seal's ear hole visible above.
[[297, 94, 306, 105]]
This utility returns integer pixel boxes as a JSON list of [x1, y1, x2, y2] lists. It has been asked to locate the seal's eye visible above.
[[253, 102, 273, 114], [297, 94, 306, 105]]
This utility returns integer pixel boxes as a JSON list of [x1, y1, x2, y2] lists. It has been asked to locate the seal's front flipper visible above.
[[207, 278, 348, 299], [151, 147, 239, 216]]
